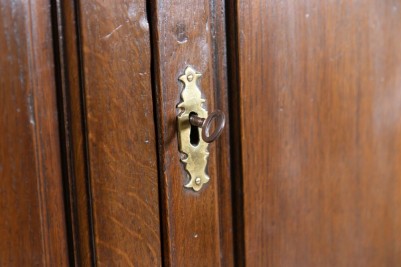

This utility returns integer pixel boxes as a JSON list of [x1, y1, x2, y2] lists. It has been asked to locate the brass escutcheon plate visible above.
[[177, 66, 209, 191]]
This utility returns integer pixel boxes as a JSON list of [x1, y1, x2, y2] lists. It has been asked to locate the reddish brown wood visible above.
[[150, 0, 234, 266], [231, 0, 401, 266], [0, 0, 69, 265], [73, 0, 162, 265], [53, 0, 94, 265]]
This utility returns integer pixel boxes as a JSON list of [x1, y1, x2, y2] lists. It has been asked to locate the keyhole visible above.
[[189, 112, 200, 146]]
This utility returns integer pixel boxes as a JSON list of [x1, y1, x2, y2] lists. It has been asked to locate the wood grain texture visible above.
[[0, 0, 69, 265], [52, 0, 94, 265], [150, 0, 234, 266], [232, 0, 401, 266], [76, 0, 162, 265]]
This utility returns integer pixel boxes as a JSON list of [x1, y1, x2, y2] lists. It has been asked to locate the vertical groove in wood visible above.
[[225, 0, 245, 265], [210, 1, 235, 266], [51, 0, 95, 265]]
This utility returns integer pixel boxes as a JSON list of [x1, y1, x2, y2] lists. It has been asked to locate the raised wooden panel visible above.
[[231, 0, 401, 266], [72, 0, 162, 265], [150, 0, 234, 266], [0, 0, 69, 265]]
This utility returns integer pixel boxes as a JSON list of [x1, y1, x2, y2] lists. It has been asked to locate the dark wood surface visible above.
[[150, 0, 234, 266], [231, 0, 401, 266], [0, 0, 69, 265], [53, 0, 94, 265], [72, 0, 162, 265]]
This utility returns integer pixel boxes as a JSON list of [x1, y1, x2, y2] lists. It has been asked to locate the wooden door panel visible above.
[[150, 0, 234, 266], [230, 0, 401, 266], [55, 0, 163, 265], [0, 0, 69, 265], [77, 1, 161, 265]]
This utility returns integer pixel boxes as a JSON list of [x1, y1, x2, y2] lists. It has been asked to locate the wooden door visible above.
[[2, 0, 401, 266], [53, 0, 234, 266], [1, 0, 233, 265], [228, 0, 401, 266]]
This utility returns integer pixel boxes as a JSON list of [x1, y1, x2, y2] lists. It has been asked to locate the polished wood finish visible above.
[[52, 1, 94, 265], [72, 0, 162, 265], [5, 0, 401, 266], [231, 0, 401, 266], [0, 0, 69, 265], [150, 0, 234, 266]]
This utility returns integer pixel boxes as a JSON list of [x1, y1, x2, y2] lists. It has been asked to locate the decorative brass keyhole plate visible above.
[[177, 66, 209, 191]]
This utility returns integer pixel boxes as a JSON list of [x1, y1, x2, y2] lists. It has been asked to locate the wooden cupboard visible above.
[[1, 0, 401, 266]]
